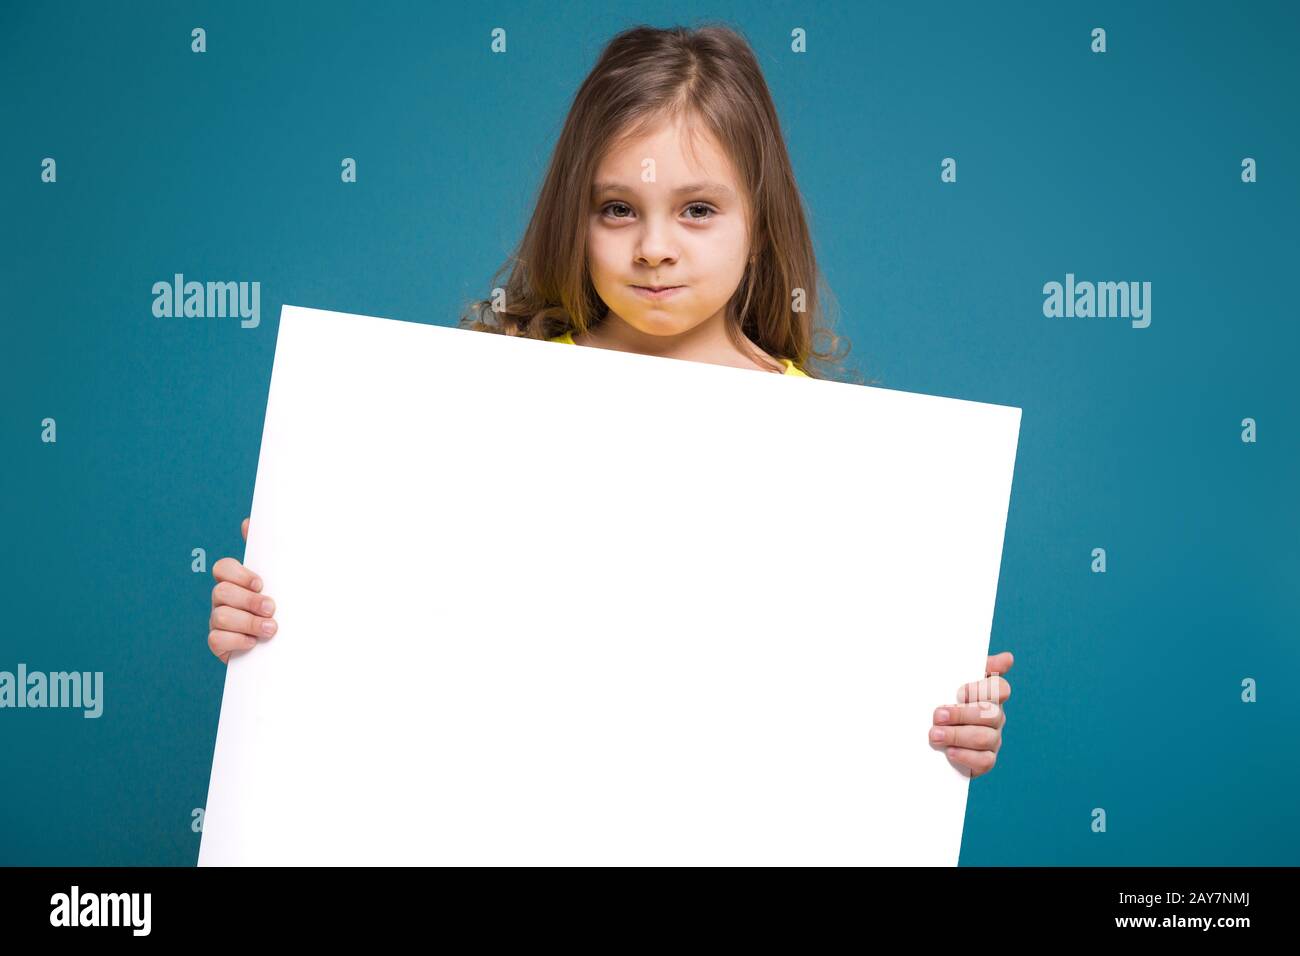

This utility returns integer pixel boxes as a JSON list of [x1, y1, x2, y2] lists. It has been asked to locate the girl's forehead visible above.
[[597, 117, 739, 186]]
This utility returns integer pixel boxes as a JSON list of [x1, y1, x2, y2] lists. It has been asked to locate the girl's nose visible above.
[[635, 222, 678, 265]]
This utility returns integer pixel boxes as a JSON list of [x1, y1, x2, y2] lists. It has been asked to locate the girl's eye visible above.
[[598, 202, 717, 221]]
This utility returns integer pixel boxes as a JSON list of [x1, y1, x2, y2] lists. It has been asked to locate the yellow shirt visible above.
[[548, 330, 809, 377]]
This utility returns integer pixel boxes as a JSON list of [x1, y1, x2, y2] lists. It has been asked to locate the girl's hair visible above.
[[458, 22, 864, 384]]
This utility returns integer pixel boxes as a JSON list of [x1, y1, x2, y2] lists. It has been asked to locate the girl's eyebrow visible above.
[[592, 180, 736, 200]]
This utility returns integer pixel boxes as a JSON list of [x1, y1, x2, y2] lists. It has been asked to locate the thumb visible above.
[[241, 517, 249, 542]]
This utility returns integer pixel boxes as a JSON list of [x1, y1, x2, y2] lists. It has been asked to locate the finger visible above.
[[985, 651, 1014, 677], [210, 604, 278, 640], [956, 674, 1010, 705], [209, 628, 258, 664], [211, 580, 275, 618], [212, 556, 263, 594], [943, 746, 997, 778], [934, 700, 1003, 729], [241, 517, 250, 542], [929, 722, 1000, 752]]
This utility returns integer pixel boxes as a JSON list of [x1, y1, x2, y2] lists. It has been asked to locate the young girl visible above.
[[205, 23, 1014, 779]]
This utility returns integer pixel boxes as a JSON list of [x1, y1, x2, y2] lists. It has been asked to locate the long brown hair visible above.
[[458, 22, 865, 384]]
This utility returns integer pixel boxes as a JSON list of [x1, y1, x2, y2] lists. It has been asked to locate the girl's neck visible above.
[[571, 310, 783, 373]]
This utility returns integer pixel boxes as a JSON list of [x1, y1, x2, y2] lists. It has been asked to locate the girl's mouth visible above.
[[631, 285, 684, 300]]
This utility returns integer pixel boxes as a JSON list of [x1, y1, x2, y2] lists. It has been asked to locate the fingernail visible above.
[[930, 728, 946, 742], [936, 709, 951, 723], [250, 577, 263, 591], [260, 599, 275, 615], [261, 620, 277, 635]]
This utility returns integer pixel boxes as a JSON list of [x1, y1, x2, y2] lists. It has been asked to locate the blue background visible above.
[[2, 0, 1296, 865]]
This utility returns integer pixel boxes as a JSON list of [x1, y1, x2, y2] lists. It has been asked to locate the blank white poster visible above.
[[198, 304, 1022, 866]]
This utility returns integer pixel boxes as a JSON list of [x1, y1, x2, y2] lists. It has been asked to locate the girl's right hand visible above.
[[208, 517, 278, 664]]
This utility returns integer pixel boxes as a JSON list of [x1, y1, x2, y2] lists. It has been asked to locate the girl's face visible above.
[[587, 115, 751, 337]]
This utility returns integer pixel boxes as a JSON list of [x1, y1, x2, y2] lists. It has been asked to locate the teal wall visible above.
[[2, 1, 1296, 865]]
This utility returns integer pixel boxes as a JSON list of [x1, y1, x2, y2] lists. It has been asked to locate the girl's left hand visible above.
[[929, 651, 1013, 778]]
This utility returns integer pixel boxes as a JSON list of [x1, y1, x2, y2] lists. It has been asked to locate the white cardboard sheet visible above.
[[199, 304, 1022, 866]]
